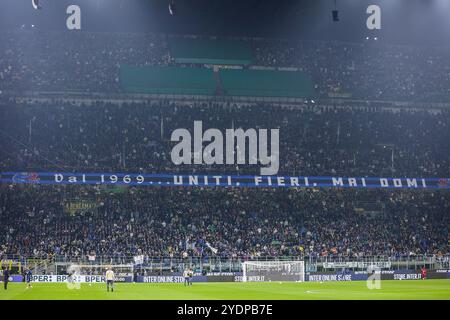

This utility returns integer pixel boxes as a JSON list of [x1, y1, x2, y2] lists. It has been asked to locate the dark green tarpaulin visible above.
[[120, 65, 315, 98], [169, 38, 253, 65], [220, 69, 315, 98], [120, 65, 216, 95]]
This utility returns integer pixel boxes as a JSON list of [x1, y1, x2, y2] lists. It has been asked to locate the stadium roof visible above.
[[0, 0, 450, 46]]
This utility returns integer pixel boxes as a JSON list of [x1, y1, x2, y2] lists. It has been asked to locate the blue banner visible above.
[[137, 275, 208, 283], [1, 172, 449, 189]]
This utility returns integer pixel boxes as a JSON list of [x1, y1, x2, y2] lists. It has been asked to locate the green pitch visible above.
[[1, 280, 449, 300]]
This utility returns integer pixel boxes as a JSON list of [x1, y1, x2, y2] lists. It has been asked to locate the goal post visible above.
[[242, 260, 305, 282]]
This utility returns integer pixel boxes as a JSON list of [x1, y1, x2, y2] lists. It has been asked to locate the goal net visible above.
[[56, 263, 134, 277], [242, 261, 305, 282]]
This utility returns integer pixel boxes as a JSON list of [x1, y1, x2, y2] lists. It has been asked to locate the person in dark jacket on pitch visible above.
[[3, 267, 10, 290]]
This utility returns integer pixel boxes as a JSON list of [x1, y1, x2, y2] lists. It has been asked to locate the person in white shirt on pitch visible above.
[[105, 268, 115, 292], [183, 268, 190, 286]]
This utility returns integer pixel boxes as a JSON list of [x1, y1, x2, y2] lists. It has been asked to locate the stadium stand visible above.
[[0, 30, 449, 271], [0, 185, 448, 259], [0, 101, 448, 177], [0, 100, 448, 262], [1, 32, 450, 102]]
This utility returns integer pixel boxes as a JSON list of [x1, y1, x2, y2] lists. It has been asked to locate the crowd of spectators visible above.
[[0, 100, 448, 260], [0, 30, 449, 262], [252, 39, 450, 102], [1, 31, 450, 102], [0, 185, 448, 260], [0, 31, 170, 93], [0, 101, 449, 177]]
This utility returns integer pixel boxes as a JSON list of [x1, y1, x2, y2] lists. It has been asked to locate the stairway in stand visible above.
[[213, 68, 224, 96]]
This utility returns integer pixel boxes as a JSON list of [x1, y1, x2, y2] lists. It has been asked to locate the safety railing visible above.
[[46, 254, 450, 273], [3, 254, 448, 274]]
